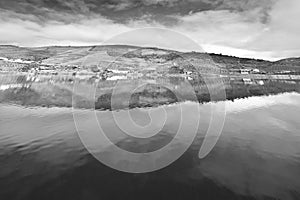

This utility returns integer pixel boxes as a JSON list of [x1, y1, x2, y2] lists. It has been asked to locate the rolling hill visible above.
[[0, 45, 299, 73]]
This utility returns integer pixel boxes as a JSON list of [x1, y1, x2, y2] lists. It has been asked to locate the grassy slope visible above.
[[0, 45, 299, 72]]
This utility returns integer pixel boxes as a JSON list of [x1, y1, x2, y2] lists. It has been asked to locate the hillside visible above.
[[0, 45, 299, 74]]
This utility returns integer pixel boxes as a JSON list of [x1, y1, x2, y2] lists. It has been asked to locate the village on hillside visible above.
[[1, 54, 299, 82]]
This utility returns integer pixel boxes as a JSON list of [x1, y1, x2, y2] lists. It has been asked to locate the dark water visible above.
[[1, 73, 300, 200]]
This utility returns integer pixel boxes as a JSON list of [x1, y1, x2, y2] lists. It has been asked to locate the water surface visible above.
[[0, 74, 300, 200]]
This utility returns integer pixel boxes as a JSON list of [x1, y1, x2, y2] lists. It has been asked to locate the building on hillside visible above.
[[240, 69, 251, 75], [252, 68, 260, 73], [229, 68, 251, 75]]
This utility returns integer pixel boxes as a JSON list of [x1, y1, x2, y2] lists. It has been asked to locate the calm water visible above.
[[0, 73, 300, 200]]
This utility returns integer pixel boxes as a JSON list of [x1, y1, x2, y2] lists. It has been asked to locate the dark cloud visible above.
[[216, 0, 276, 24], [0, 0, 276, 25]]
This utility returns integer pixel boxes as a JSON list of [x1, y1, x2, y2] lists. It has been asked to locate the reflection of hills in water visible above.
[[95, 84, 179, 110], [0, 73, 300, 109]]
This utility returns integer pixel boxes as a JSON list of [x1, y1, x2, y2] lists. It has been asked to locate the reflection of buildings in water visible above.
[[257, 80, 264, 85], [242, 78, 254, 85], [275, 80, 298, 84], [1, 71, 299, 110], [230, 79, 247, 85], [230, 78, 266, 86], [0, 84, 30, 91]]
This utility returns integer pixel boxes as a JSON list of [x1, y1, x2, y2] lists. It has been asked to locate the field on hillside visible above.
[[0, 45, 299, 74]]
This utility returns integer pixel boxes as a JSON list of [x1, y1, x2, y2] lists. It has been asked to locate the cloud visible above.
[[104, 28, 203, 52], [0, 9, 132, 46], [168, 9, 269, 57], [166, 0, 300, 60], [0, 0, 299, 60], [0, 0, 276, 23], [245, 0, 300, 51]]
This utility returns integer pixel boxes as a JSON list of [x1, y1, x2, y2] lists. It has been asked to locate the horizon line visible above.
[[0, 43, 298, 62]]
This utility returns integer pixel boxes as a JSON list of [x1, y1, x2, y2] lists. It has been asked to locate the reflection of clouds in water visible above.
[[1, 92, 300, 199], [225, 92, 300, 113], [197, 145, 300, 200], [268, 117, 291, 131], [0, 105, 77, 156], [195, 93, 300, 200]]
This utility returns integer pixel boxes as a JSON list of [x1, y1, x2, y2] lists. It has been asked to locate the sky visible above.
[[0, 0, 299, 61]]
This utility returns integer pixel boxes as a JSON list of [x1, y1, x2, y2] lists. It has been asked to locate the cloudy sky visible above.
[[0, 0, 299, 60]]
